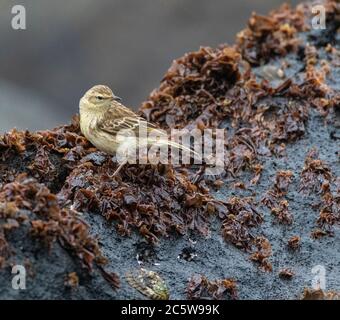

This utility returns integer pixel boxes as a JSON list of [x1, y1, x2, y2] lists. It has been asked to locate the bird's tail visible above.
[[147, 138, 199, 158]]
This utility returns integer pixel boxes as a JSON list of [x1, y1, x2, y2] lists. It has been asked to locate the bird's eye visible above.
[[96, 96, 104, 100]]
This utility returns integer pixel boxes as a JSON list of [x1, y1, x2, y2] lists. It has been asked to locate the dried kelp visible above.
[[315, 177, 340, 236], [249, 236, 273, 272], [218, 197, 274, 271], [0, 174, 107, 271], [270, 200, 293, 225], [99, 266, 121, 290], [279, 268, 295, 279], [262, 170, 294, 224], [64, 272, 79, 289], [236, 4, 306, 65], [220, 197, 263, 251], [301, 288, 340, 300], [186, 274, 237, 300], [299, 148, 339, 236], [140, 0, 339, 184], [0, 173, 119, 292], [58, 160, 215, 242], [1, 115, 218, 244], [141, 46, 241, 130], [299, 148, 332, 195], [287, 235, 301, 251]]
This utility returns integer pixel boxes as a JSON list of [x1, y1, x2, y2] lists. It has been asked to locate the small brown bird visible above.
[[79, 85, 194, 175]]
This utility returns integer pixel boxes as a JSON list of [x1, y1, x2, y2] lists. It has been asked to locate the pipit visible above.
[[79, 85, 195, 175]]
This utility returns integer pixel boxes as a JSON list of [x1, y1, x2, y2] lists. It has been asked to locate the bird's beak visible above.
[[112, 95, 122, 102]]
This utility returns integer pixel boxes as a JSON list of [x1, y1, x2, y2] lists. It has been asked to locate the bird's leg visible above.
[[108, 158, 128, 177], [113, 159, 128, 176]]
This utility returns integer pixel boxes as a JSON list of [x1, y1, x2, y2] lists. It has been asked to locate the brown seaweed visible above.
[[186, 274, 237, 300]]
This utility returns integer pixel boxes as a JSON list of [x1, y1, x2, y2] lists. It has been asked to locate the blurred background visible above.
[[0, 0, 299, 132]]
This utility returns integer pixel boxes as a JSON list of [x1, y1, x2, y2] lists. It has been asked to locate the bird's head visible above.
[[80, 85, 122, 112]]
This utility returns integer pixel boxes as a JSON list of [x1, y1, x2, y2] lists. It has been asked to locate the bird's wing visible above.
[[97, 105, 161, 137], [97, 105, 194, 154]]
